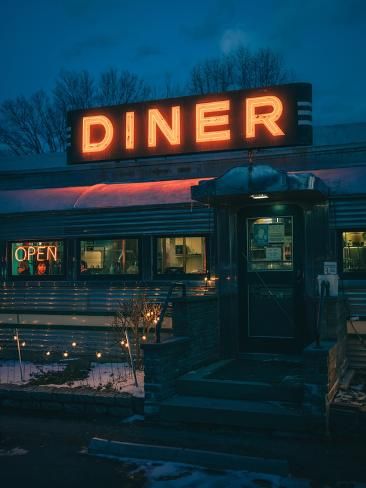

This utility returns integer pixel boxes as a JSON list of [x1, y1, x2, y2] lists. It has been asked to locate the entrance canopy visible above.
[[191, 165, 328, 204]]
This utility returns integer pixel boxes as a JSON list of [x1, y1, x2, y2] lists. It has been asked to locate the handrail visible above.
[[315, 280, 330, 347], [155, 282, 186, 343]]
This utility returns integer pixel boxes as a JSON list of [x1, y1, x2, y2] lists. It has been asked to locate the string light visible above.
[[96, 352, 102, 359], [142, 335, 147, 341], [120, 340, 125, 346], [71, 341, 77, 347], [63, 351, 69, 358], [21, 341, 26, 347], [46, 351, 51, 357], [13, 335, 18, 341]]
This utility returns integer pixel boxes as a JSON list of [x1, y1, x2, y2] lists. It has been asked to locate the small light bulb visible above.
[[96, 352, 102, 359], [71, 341, 77, 347], [13, 335, 18, 341], [21, 341, 26, 347], [63, 351, 69, 358], [142, 335, 147, 341], [120, 340, 125, 346], [124, 343, 129, 348], [46, 351, 51, 356]]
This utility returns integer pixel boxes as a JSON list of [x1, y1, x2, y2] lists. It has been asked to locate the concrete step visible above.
[[176, 374, 304, 403], [160, 395, 307, 432]]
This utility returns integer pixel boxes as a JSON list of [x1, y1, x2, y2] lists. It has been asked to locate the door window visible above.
[[247, 217, 293, 271]]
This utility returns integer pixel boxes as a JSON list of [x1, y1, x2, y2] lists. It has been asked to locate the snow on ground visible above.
[[0, 360, 144, 397], [0, 448, 28, 457], [0, 360, 64, 384], [120, 459, 312, 488]]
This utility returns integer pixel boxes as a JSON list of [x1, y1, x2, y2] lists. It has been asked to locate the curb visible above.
[[88, 437, 289, 475]]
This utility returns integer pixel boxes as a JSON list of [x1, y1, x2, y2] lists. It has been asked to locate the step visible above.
[[160, 395, 307, 432], [176, 375, 304, 403]]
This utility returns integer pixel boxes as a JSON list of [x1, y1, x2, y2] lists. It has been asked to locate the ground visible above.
[[1, 409, 366, 487]]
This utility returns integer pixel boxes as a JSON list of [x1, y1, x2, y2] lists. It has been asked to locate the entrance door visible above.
[[239, 205, 304, 353]]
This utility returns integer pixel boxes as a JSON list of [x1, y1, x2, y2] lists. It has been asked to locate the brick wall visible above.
[[142, 295, 218, 416], [172, 295, 219, 366]]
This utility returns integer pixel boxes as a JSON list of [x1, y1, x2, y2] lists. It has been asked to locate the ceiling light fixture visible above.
[[250, 193, 269, 200]]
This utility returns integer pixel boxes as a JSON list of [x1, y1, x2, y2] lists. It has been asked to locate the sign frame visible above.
[[67, 82, 312, 165]]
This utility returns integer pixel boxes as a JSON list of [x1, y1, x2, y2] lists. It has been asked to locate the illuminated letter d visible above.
[[82, 115, 113, 153]]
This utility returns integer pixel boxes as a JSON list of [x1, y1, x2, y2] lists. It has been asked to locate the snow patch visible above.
[[0, 360, 144, 397], [0, 448, 28, 457], [121, 458, 310, 487]]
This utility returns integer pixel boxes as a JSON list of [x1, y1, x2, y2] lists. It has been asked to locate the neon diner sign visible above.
[[67, 83, 312, 164]]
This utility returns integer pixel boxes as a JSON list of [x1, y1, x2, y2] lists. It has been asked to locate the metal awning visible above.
[[0, 178, 210, 215], [191, 165, 329, 204]]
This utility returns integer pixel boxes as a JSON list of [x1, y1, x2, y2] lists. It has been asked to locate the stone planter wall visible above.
[[0, 385, 143, 417], [142, 295, 218, 416]]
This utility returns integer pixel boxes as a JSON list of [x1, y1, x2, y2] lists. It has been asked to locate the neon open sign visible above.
[[67, 83, 312, 164], [14, 245, 58, 262]]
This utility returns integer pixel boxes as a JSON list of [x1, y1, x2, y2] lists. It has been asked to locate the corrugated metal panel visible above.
[[0, 204, 212, 239], [342, 283, 366, 317], [0, 282, 216, 314], [347, 335, 366, 369], [329, 198, 366, 229], [0, 327, 123, 360], [338, 280, 366, 370]]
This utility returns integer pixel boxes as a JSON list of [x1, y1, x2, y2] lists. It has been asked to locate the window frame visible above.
[[7, 239, 66, 281], [77, 236, 142, 280], [153, 235, 209, 280]]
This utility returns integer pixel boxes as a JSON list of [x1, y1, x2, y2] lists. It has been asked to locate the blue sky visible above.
[[1, 0, 365, 125]]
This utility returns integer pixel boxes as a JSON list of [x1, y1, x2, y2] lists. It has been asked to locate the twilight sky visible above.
[[1, 0, 365, 126]]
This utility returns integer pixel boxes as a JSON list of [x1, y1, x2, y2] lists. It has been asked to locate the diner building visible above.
[[0, 84, 366, 427]]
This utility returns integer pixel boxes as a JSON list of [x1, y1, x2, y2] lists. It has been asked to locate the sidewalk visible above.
[[2, 407, 365, 486]]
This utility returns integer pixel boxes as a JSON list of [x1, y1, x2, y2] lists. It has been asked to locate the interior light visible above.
[[250, 193, 269, 200]]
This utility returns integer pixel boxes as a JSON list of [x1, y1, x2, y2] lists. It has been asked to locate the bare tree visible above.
[[251, 48, 289, 88], [188, 45, 291, 95], [54, 69, 96, 112], [112, 293, 161, 369], [0, 50, 292, 156], [0, 68, 154, 155], [97, 68, 153, 106], [0, 91, 64, 155], [162, 73, 183, 99], [188, 56, 235, 95]]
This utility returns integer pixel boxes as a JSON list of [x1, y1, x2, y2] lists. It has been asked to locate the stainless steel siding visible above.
[[330, 197, 366, 229], [347, 335, 366, 369], [0, 204, 212, 240]]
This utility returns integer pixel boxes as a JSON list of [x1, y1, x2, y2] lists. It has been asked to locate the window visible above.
[[342, 231, 366, 272], [10, 240, 64, 277], [80, 239, 139, 276], [247, 217, 293, 271], [156, 237, 206, 275]]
